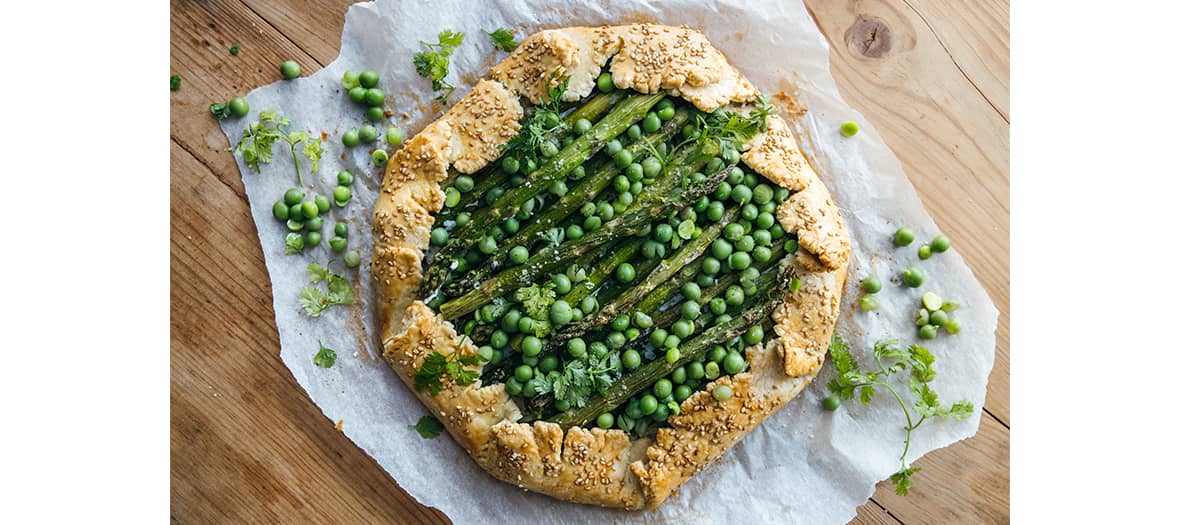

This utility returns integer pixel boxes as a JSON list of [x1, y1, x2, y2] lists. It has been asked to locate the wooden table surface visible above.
[[170, 1, 1009, 522]]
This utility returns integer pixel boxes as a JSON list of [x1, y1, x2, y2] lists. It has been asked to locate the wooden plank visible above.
[[868, 416, 1011, 524], [851, 499, 904, 525], [905, 0, 1010, 120], [239, 0, 353, 66], [171, 140, 447, 524], [803, 0, 1010, 427], [170, 0, 322, 187]]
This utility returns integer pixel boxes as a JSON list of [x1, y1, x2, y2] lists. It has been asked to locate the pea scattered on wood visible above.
[[280, 60, 301, 80]]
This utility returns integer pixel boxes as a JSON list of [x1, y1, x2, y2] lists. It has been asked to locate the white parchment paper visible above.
[[218, 0, 999, 522]]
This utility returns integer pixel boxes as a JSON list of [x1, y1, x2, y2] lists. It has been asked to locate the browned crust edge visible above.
[[371, 24, 851, 510]]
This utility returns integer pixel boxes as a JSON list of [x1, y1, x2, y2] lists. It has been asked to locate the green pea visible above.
[[429, 227, 448, 246], [228, 97, 250, 117], [367, 106, 385, 122], [931, 235, 951, 253], [627, 124, 642, 140], [597, 201, 615, 221], [286, 218, 305, 232], [455, 212, 471, 226], [712, 385, 732, 402], [478, 235, 497, 255], [595, 412, 615, 429], [665, 347, 681, 363], [784, 238, 799, 253], [621, 349, 642, 370], [613, 149, 633, 169], [860, 296, 880, 311], [636, 394, 657, 415], [504, 377, 522, 396], [671, 320, 692, 340], [567, 338, 587, 358], [840, 121, 859, 137], [540, 140, 559, 158], [306, 231, 322, 247], [711, 238, 733, 259], [704, 157, 725, 174], [504, 245, 526, 265], [344, 250, 361, 268], [687, 361, 706, 381], [501, 156, 520, 174], [679, 282, 702, 301], [697, 274, 716, 288], [743, 325, 764, 345], [945, 318, 962, 334], [616, 262, 636, 283], [580, 296, 598, 314], [570, 165, 586, 180], [605, 140, 623, 156], [650, 328, 668, 348], [656, 105, 676, 121], [641, 156, 662, 178], [304, 216, 323, 232], [713, 181, 732, 201], [329, 237, 347, 253], [729, 252, 751, 270], [341, 70, 359, 88], [918, 324, 938, 340], [610, 315, 631, 332], [583, 215, 602, 231], [654, 223, 674, 243], [341, 128, 360, 147], [725, 285, 745, 306], [770, 224, 786, 240], [902, 267, 925, 288], [550, 274, 572, 295], [514, 365, 534, 382], [731, 185, 753, 205], [723, 223, 744, 241], [752, 184, 774, 205], [500, 310, 521, 333], [612, 174, 631, 193], [702, 257, 721, 275], [736, 235, 755, 252], [545, 301, 572, 327], [930, 309, 949, 327], [641, 112, 661, 133], [919, 245, 933, 260], [861, 275, 883, 294], [724, 352, 747, 374], [706, 345, 726, 364], [563, 223, 584, 241], [283, 188, 305, 206], [348, 86, 367, 103], [568, 117, 592, 135], [653, 379, 674, 399], [894, 227, 915, 246], [359, 125, 378, 143], [596, 72, 614, 93], [709, 297, 727, 316], [822, 396, 841, 411], [272, 201, 290, 221], [359, 69, 379, 88]]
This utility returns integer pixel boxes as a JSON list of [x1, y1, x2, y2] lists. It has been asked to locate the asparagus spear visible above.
[[550, 273, 790, 428], [438, 160, 731, 319], [444, 109, 693, 294], [421, 93, 663, 298], [442, 91, 626, 207], [551, 205, 741, 345]]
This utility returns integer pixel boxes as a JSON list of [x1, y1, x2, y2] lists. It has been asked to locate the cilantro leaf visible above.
[[298, 263, 354, 317], [411, 415, 444, 439], [413, 349, 481, 395], [414, 30, 466, 104], [307, 263, 331, 283], [514, 284, 556, 324], [825, 334, 975, 496], [486, 28, 518, 52], [313, 342, 337, 368], [210, 102, 231, 120], [302, 137, 324, 172], [298, 287, 328, 317]]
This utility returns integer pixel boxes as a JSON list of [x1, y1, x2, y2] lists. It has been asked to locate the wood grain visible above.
[[171, 0, 1009, 523]]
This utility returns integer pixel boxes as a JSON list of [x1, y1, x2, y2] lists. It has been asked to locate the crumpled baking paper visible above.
[[217, 0, 998, 522]]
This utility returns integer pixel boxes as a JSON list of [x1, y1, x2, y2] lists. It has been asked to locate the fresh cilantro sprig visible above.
[[413, 347, 481, 395], [230, 110, 323, 185], [671, 94, 777, 162], [299, 262, 355, 317], [313, 341, 337, 368], [513, 283, 556, 337], [826, 334, 974, 496], [411, 415, 444, 438], [413, 30, 466, 103], [531, 349, 620, 409], [499, 70, 569, 166], [485, 28, 518, 52]]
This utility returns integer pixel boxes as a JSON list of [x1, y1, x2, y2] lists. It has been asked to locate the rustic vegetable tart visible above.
[[372, 23, 850, 510]]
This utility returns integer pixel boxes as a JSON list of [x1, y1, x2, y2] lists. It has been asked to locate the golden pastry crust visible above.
[[372, 24, 850, 510]]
